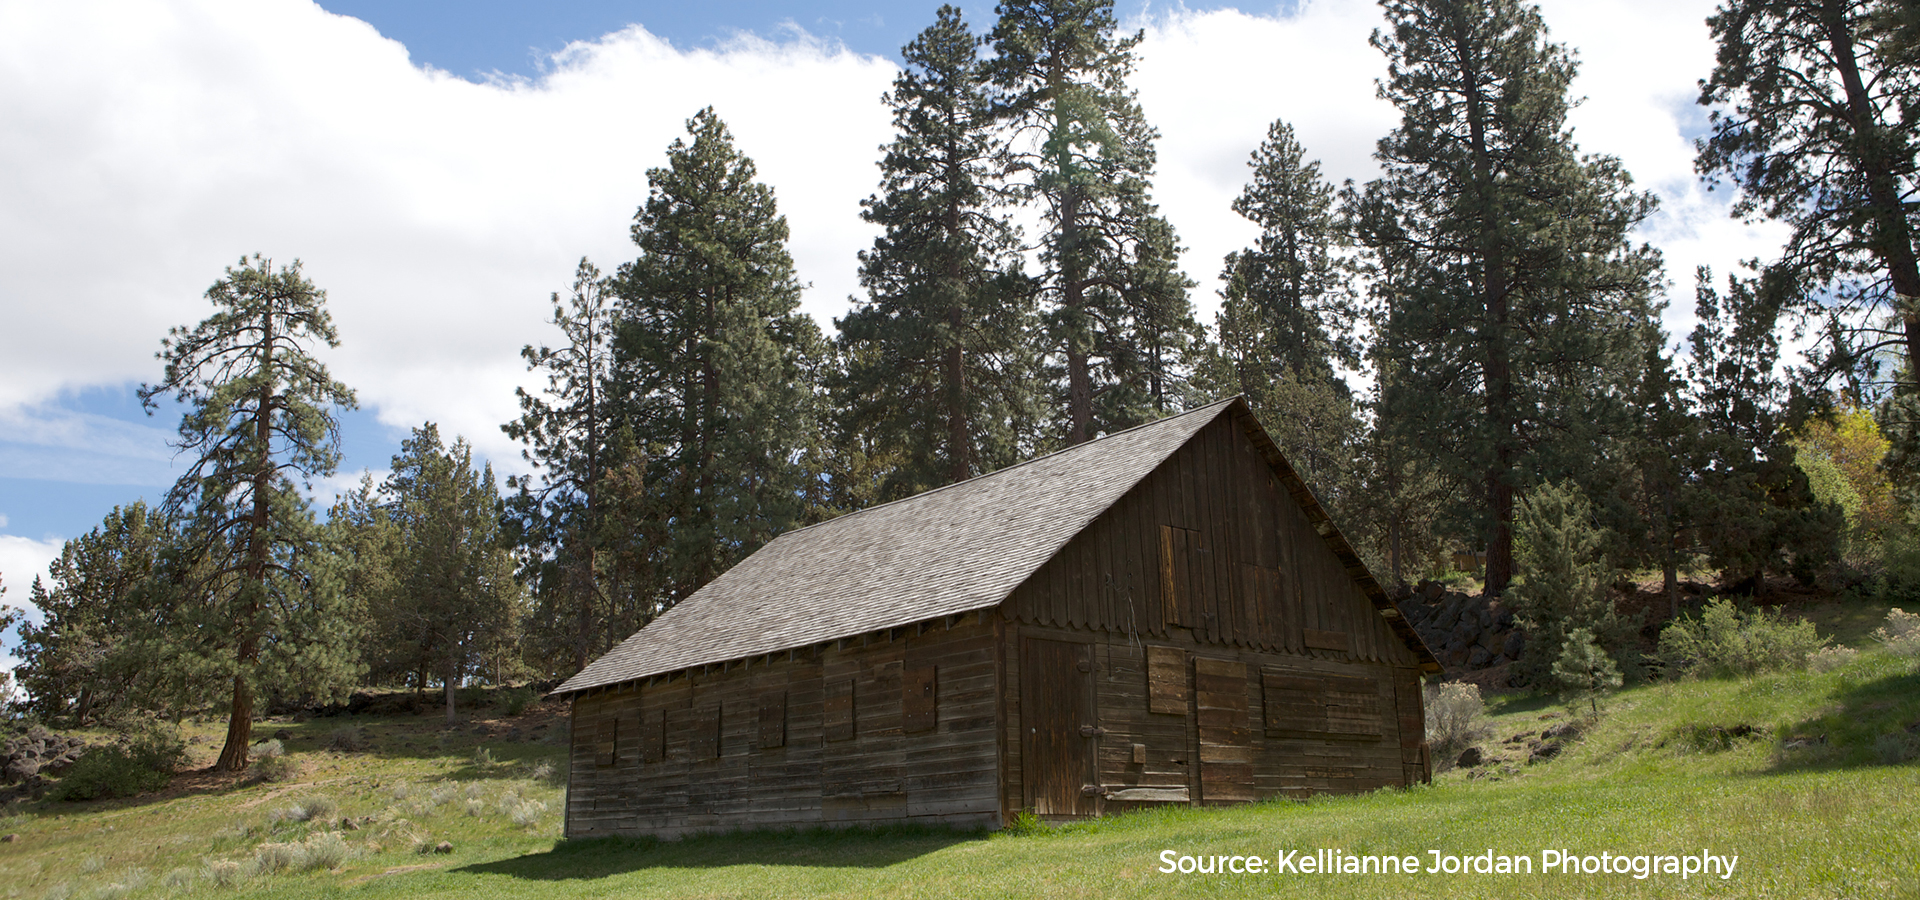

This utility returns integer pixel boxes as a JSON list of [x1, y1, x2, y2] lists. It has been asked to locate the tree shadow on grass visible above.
[[457, 824, 982, 879], [1770, 664, 1920, 772]]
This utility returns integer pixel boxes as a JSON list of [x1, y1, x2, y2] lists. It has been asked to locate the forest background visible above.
[[1, 0, 1917, 775]]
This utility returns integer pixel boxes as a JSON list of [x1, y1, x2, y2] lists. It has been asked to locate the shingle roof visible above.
[[552, 399, 1236, 695], [553, 396, 1439, 696]]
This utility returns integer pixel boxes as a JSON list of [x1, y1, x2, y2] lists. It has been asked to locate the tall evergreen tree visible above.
[[1686, 268, 1841, 587], [837, 5, 1040, 500], [1208, 119, 1362, 503], [502, 259, 631, 674], [1348, 0, 1664, 594], [139, 256, 361, 770], [989, 0, 1200, 445], [1696, 0, 1920, 394], [612, 109, 825, 607], [379, 424, 525, 723]]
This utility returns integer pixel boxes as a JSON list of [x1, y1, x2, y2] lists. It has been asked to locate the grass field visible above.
[[1, 627, 1915, 899]]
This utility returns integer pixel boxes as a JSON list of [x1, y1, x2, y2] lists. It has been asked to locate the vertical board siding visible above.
[[1007, 415, 1413, 667], [996, 414, 1429, 814], [566, 616, 1000, 839]]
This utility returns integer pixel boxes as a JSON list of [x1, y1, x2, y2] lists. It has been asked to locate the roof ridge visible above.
[[770, 396, 1240, 541]]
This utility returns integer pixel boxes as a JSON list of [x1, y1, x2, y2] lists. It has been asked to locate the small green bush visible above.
[[253, 753, 300, 784], [501, 686, 537, 716], [51, 724, 185, 801], [1655, 597, 1826, 678]]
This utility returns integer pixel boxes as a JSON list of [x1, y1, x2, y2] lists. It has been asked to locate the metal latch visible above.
[[1080, 725, 1106, 737]]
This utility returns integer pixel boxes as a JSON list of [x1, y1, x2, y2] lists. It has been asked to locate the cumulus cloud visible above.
[[0, 535, 60, 614], [0, 0, 1769, 488], [0, 0, 896, 467]]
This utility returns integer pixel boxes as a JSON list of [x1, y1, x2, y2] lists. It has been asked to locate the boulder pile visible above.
[[1395, 581, 1524, 672]]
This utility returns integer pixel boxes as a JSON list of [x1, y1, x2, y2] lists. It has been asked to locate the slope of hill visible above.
[[0, 636, 1914, 899]]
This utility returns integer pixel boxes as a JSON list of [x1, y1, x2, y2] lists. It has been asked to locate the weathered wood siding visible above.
[[567, 614, 1002, 839], [1005, 413, 1416, 667], [1000, 412, 1427, 816]]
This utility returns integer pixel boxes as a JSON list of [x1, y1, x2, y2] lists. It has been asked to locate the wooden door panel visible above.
[[1020, 638, 1095, 816]]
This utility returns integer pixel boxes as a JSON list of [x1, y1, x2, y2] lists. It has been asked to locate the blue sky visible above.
[[0, 0, 1778, 642]]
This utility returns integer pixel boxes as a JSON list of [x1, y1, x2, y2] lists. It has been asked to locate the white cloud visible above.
[[0, 0, 1776, 483], [0, 534, 60, 614], [0, 0, 896, 468]]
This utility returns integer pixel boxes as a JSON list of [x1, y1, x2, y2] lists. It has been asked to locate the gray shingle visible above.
[[553, 399, 1235, 695]]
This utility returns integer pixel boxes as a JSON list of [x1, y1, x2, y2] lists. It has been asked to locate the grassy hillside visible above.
[[1, 633, 1915, 899]]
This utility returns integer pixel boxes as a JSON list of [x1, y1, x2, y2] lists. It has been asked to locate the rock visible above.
[[1, 834, 14, 843], [341, 818, 359, 831], [273, 730, 293, 742], [1457, 747, 1483, 768], [434, 841, 454, 854], [1503, 631, 1526, 659], [1544, 721, 1582, 740], [1467, 646, 1491, 667], [1477, 629, 1502, 653], [1529, 742, 1561, 763]]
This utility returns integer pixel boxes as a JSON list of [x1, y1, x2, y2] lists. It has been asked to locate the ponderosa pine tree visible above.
[[1348, 0, 1664, 594], [612, 109, 825, 607], [1696, 0, 1920, 394], [502, 258, 629, 673], [837, 5, 1041, 500], [139, 256, 361, 771], [1208, 119, 1362, 504], [989, 0, 1200, 445]]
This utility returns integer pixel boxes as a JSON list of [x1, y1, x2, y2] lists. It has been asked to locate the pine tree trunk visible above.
[[216, 671, 254, 771], [1820, 3, 1920, 375], [445, 671, 457, 726]]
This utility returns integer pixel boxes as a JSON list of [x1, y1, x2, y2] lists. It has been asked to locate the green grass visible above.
[[2, 648, 1917, 900]]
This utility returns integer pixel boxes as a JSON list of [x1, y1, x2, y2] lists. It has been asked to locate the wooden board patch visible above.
[[1304, 629, 1351, 652], [903, 665, 937, 734], [824, 678, 854, 742], [692, 703, 721, 759], [758, 690, 787, 749], [1146, 645, 1186, 715]]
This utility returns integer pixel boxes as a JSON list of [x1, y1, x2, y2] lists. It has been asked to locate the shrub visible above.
[[253, 753, 300, 784], [1655, 597, 1826, 678], [250, 842, 301, 876], [204, 859, 244, 888], [1808, 644, 1861, 673], [298, 832, 355, 871], [253, 739, 284, 761], [51, 724, 185, 801], [508, 798, 547, 827], [281, 795, 337, 823], [1872, 607, 1920, 656], [1423, 681, 1489, 763], [501, 687, 537, 717], [325, 727, 367, 753], [528, 760, 555, 784], [465, 798, 486, 817]]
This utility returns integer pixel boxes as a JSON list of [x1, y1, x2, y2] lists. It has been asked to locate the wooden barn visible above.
[[551, 397, 1441, 838]]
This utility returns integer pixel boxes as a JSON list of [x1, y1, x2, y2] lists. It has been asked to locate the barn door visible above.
[[1021, 637, 1096, 816], [1195, 657, 1254, 804]]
